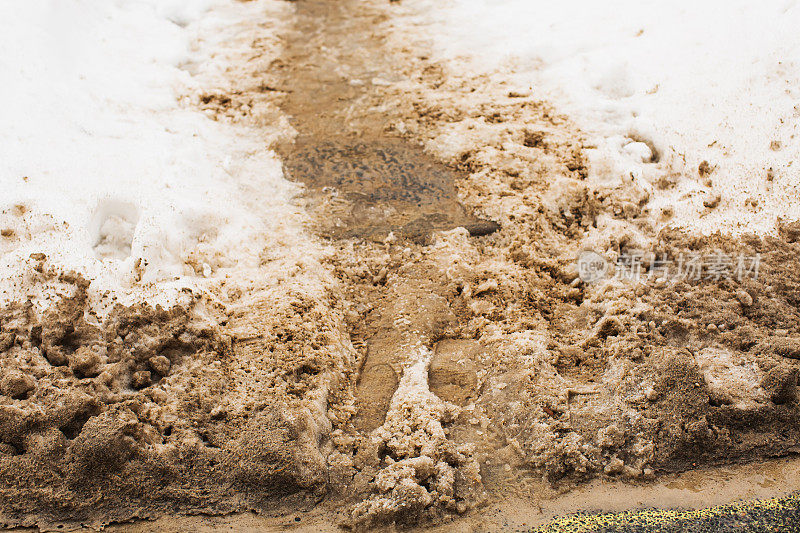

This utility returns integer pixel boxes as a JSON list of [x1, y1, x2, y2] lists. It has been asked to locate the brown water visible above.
[[282, 137, 496, 242]]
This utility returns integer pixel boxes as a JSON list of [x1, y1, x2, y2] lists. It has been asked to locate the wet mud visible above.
[[276, 2, 800, 527], [5, 0, 800, 530], [275, 3, 502, 523], [272, 0, 800, 528], [0, 263, 345, 527]]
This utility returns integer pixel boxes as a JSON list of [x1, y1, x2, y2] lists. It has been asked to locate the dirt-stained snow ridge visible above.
[[0, 0, 354, 527], [391, 0, 800, 237]]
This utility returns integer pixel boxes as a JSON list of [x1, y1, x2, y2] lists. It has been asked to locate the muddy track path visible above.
[[275, 0, 500, 437], [272, 0, 527, 524]]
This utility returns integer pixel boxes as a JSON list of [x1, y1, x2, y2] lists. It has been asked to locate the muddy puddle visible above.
[[282, 137, 496, 242], [277, 0, 497, 243]]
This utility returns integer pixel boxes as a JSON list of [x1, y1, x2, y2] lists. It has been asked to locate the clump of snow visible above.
[[0, 0, 303, 313], [694, 347, 767, 408], [351, 348, 483, 526], [392, 0, 800, 236]]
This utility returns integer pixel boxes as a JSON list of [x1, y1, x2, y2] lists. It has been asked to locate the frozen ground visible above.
[[392, 0, 800, 236]]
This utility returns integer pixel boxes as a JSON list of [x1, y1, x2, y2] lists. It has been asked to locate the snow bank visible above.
[[0, 0, 301, 312], [394, 0, 800, 235]]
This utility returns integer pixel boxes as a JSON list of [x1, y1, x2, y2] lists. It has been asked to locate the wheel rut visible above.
[[276, 0, 497, 435]]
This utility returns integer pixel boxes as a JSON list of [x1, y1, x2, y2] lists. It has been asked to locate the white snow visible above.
[[392, 0, 800, 236], [0, 0, 307, 312]]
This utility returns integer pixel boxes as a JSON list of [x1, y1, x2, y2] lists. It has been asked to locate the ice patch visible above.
[[389, 346, 437, 410]]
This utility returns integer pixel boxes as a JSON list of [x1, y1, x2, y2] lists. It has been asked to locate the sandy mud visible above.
[[3, 0, 800, 530]]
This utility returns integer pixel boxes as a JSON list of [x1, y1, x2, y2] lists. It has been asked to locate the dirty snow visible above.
[[393, 0, 800, 236], [0, 0, 305, 312]]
